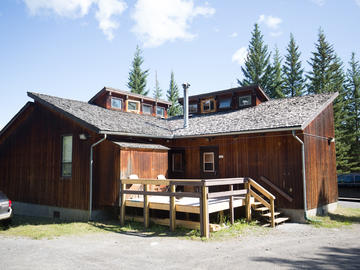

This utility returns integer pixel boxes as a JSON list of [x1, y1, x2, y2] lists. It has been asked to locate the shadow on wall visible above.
[[252, 247, 360, 270]]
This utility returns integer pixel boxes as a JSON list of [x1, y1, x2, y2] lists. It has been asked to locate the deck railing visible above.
[[119, 177, 276, 237]]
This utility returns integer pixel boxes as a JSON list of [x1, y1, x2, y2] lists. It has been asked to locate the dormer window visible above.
[[142, 104, 152, 115], [111, 97, 122, 109], [156, 106, 165, 117], [127, 100, 140, 113], [201, 98, 216, 113], [219, 98, 232, 109], [239, 95, 252, 107], [189, 104, 197, 113]]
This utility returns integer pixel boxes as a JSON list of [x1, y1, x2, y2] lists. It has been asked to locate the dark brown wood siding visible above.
[[304, 104, 338, 210], [159, 132, 304, 209], [0, 103, 102, 210]]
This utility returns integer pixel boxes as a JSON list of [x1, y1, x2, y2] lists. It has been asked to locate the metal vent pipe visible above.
[[182, 83, 190, 128]]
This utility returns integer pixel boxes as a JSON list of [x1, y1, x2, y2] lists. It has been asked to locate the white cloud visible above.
[[230, 32, 238, 38], [311, 0, 326, 6], [258, 14, 282, 30], [232, 47, 247, 66], [131, 0, 215, 47], [23, 0, 127, 40], [270, 31, 282, 37]]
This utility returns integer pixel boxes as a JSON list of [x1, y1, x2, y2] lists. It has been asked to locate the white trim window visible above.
[[156, 106, 165, 117], [239, 95, 252, 107], [142, 104, 152, 115], [219, 98, 231, 109], [61, 135, 73, 177], [111, 97, 122, 109], [127, 100, 140, 113], [189, 103, 198, 113], [203, 152, 215, 172]]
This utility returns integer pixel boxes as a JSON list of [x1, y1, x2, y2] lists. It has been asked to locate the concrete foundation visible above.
[[12, 201, 116, 221], [279, 201, 338, 223]]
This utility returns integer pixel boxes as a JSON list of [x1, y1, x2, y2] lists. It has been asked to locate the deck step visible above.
[[254, 206, 269, 212], [252, 201, 262, 206], [262, 212, 281, 217], [274, 217, 290, 224]]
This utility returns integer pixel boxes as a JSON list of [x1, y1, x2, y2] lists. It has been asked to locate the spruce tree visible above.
[[128, 45, 149, 95], [153, 71, 163, 99], [282, 33, 305, 97], [268, 47, 285, 99], [345, 52, 360, 172], [306, 29, 336, 94], [238, 23, 272, 95], [167, 71, 182, 116]]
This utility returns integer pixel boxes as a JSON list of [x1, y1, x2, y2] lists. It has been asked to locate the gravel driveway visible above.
[[1, 221, 359, 270]]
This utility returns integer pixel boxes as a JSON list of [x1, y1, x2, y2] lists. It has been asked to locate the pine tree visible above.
[[345, 52, 360, 172], [306, 29, 336, 94], [128, 45, 149, 95], [268, 47, 285, 99], [282, 33, 305, 97], [153, 71, 163, 99], [167, 71, 182, 116], [238, 23, 272, 95]]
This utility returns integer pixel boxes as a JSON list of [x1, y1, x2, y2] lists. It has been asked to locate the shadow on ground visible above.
[[251, 247, 360, 270]]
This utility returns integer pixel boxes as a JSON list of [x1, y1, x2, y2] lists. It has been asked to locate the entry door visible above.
[[200, 146, 219, 179]]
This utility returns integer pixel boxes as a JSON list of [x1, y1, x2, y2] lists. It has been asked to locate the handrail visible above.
[[248, 178, 275, 200], [260, 176, 293, 202]]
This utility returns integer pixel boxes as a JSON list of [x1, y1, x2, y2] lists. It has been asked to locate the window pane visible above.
[[142, 104, 152, 114], [239, 96, 251, 107], [219, 98, 231, 109], [62, 163, 72, 177], [204, 163, 214, 171], [62, 136, 72, 163], [189, 104, 197, 113], [111, 98, 122, 109], [203, 100, 210, 111], [156, 107, 165, 116], [128, 101, 138, 111], [204, 153, 214, 163]]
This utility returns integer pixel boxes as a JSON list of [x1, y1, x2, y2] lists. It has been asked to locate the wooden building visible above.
[[0, 86, 338, 222]]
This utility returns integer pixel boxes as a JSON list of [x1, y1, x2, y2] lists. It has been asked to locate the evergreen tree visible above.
[[268, 47, 285, 99], [345, 52, 360, 172], [238, 23, 272, 95], [167, 71, 182, 116], [282, 33, 305, 97], [153, 71, 163, 99], [128, 45, 149, 95], [306, 29, 336, 94]]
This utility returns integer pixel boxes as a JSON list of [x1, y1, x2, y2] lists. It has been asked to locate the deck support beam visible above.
[[120, 183, 126, 226], [144, 184, 150, 228], [200, 186, 209, 238], [245, 182, 251, 222], [229, 184, 234, 225], [169, 184, 176, 232]]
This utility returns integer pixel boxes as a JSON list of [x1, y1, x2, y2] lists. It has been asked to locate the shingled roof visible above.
[[27, 91, 338, 139]]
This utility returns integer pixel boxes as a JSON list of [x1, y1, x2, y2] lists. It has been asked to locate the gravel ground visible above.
[[0, 222, 359, 270]]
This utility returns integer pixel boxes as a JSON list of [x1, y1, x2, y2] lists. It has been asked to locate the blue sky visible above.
[[1, 0, 360, 129]]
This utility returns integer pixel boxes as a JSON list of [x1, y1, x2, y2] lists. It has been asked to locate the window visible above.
[[127, 100, 140, 113], [61, 135, 73, 177], [219, 98, 232, 109], [203, 152, 215, 172], [238, 95, 252, 107], [189, 103, 198, 113], [111, 97, 122, 109], [142, 104, 152, 115], [156, 106, 165, 117], [201, 98, 216, 113], [172, 153, 184, 172]]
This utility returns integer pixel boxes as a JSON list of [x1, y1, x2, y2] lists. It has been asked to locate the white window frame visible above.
[[238, 95, 252, 107], [203, 152, 215, 172], [156, 106, 165, 117], [111, 97, 122, 109], [219, 98, 232, 109], [142, 104, 152, 115], [127, 100, 140, 113], [61, 135, 73, 178]]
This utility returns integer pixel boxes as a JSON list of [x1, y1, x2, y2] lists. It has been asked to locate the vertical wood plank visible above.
[[144, 184, 149, 228], [169, 184, 176, 232], [120, 183, 126, 226]]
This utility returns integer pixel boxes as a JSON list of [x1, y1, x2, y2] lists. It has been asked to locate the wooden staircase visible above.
[[246, 179, 290, 227]]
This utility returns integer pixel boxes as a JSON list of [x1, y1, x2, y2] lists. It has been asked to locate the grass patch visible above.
[[309, 205, 360, 228]]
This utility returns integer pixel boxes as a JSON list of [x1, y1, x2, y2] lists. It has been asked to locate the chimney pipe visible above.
[[182, 83, 190, 128]]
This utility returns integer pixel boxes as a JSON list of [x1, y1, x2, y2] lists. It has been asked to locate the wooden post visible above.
[[245, 182, 251, 222], [229, 184, 234, 225], [120, 183, 126, 226], [200, 185, 209, 238], [270, 198, 275, 228], [169, 184, 176, 232], [144, 184, 149, 228]]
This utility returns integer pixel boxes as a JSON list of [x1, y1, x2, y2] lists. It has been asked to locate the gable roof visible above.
[[26, 91, 338, 139], [112, 141, 169, 150]]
